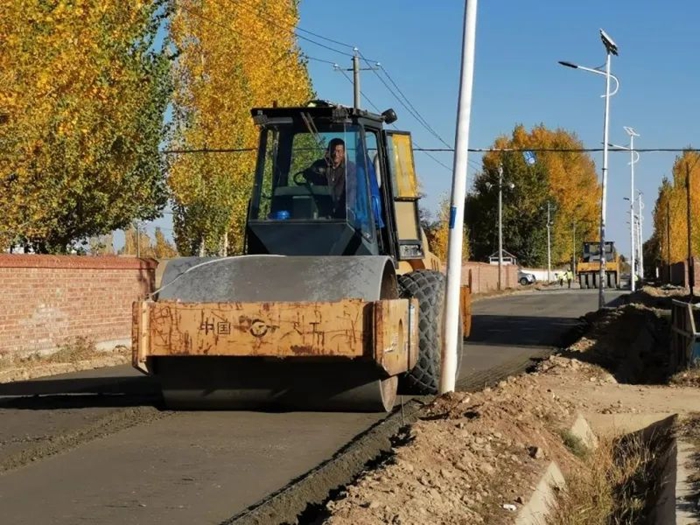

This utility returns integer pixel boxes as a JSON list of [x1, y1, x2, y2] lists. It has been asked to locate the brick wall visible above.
[[0, 254, 518, 357], [664, 257, 700, 287], [0, 255, 156, 357], [460, 262, 519, 294]]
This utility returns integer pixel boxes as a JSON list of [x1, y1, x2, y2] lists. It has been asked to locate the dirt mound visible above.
[[319, 302, 700, 525], [323, 375, 586, 525], [627, 285, 690, 309], [558, 304, 671, 384], [671, 369, 700, 388]]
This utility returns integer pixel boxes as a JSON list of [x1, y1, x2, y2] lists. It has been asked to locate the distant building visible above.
[[488, 250, 517, 266]]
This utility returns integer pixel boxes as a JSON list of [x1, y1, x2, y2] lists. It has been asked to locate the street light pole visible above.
[[572, 220, 576, 277], [611, 129, 641, 290], [498, 165, 503, 291], [559, 29, 619, 309], [598, 50, 612, 306], [667, 200, 671, 282], [547, 202, 552, 283], [638, 192, 644, 283], [623, 127, 639, 290], [686, 162, 694, 297]]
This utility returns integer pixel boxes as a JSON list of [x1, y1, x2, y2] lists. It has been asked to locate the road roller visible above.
[[132, 101, 472, 412]]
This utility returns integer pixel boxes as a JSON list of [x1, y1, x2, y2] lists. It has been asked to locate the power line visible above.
[[378, 64, 453, 150], [293, 27, 353, 50], [303, 55, 338, 65], [176, 2, 353, 63], [358, 50, 453, 151], [351, 51, 483, 173], [221, 0, 359, 58], [416, 147, 700, 153], [163, 146, 700, 155], [336, 67, 458, 173]]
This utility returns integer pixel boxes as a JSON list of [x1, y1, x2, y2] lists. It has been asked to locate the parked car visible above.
[[518, 270, 536, 286]]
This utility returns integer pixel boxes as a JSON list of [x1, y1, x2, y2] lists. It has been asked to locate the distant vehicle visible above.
[[518, 270, 536, 286], [577, 241, 621, 289]]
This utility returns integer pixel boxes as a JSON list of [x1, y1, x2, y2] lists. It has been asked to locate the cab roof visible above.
[[250, 100, 389, 126]]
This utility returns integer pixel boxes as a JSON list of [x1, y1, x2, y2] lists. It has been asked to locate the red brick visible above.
[[0, 255, 156, 356]]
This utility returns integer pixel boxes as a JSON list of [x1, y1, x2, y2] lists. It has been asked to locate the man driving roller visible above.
[[303, 138, 356, 217]]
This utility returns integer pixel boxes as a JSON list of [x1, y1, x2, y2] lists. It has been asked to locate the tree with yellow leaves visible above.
[[169, 0, 313, 256], [467, 125, 600, 267], [0, 0, 171, 253], [422, 196, 470, 262], [120, 225, 177, 258], [649, 150, 700, 267]]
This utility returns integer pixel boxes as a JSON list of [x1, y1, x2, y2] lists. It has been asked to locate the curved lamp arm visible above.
[[558, 61, 620, 97]]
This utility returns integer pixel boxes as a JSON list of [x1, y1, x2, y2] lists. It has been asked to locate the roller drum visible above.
[[152, 255, 399, 412]]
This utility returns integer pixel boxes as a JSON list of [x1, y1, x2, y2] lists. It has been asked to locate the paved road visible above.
[[0, 289, 622, 525]]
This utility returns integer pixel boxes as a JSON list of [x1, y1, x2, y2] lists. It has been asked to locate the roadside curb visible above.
[[515, 413, 596, 525]]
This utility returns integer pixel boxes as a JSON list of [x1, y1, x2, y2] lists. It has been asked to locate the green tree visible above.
[[466, 125, 600, 267]]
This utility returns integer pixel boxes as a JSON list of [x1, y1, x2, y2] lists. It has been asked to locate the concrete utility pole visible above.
[[442, 0, 478, 395], [572, 220, 576, 276], [498, 166, 503, 291], [687, 162, 694, 297], [546, 202, 552, 283], [667, 200, 671, 281], [638, 192, 644, 283], [352, 49, 361, 110], [339, 48, 379, 111]]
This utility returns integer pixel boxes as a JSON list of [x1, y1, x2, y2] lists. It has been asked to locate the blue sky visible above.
[[134, 0, 700, 260], [296, 0, 700, 259]]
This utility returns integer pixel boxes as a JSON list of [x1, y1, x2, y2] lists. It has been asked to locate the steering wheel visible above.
[[292, 170, 308, 186], [291, 170, 330, 217]]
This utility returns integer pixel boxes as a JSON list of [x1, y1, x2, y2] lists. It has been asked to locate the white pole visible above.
[[629, 134, 636, 291], [498, 166, 503, 291], [352, 50, 361, 110], [638, 194, 644, 281], [441, 0, 478, 395], [547, 202, 552, 282], [598, 51, 612, 309]]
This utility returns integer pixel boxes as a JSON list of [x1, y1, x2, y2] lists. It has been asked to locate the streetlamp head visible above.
[[606, 142, 626, 150], [558, 60, 578, 69], [600, 29, 619, 56], [623, 126, 639, 137]]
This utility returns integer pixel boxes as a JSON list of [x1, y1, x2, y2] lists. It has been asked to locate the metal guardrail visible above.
[[671, 299, 700, 370]]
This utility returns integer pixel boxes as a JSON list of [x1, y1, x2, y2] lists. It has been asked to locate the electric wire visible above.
[[416, 148, 700, 153], [378, 64, 453, 151], [336, 68, 455, 173], [231, 0, 355, 49], [220, 0, 364, 59]]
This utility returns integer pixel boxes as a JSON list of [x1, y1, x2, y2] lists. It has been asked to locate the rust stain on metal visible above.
[[290, 345, 314, 355]]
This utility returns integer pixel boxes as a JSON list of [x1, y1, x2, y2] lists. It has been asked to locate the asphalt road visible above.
[[0, 289, 622, 525]]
